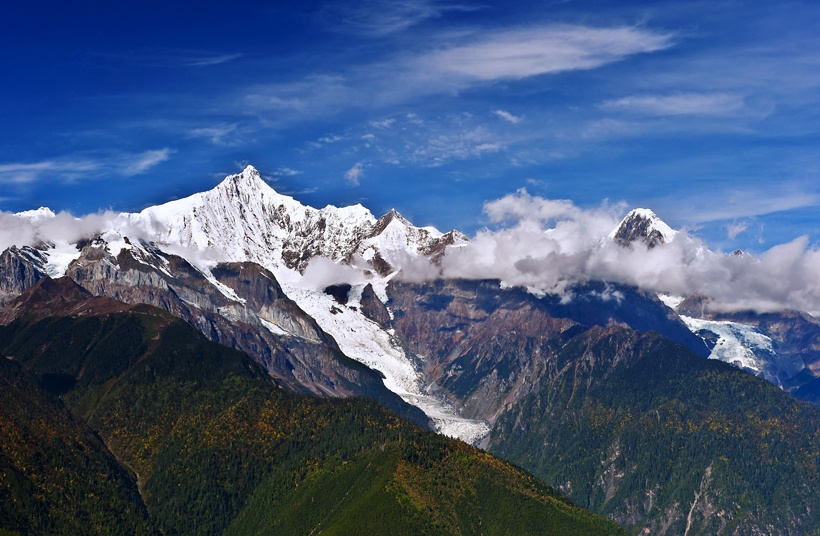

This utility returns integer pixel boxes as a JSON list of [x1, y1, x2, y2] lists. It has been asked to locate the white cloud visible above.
[[244, 75, 356, 116], [0, 147, 174, 184], [189, 123, 238, 144], [185, 53, 243, 67], [493, 109, 523, 124], [416, 25, 673, 84], [370, 118, 396, 129], [602, 92, 745, 116], [727, 220, 750, 239], [274, 167, 302, 177], [0, 210, 118, 253], [431, 192, 820, 315], [661, 188, 820, 224], [344, 162, 365, 186], [328, 0, 479, 37], [410, 126, 505, 166], [0, 161, 99, 184], [121, 148, 173, 176], [0, 150, 170, 184], [242, 25, 674, 119], [485, 188, 585, 224]]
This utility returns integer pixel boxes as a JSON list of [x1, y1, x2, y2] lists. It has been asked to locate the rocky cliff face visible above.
[[387, 279, 579, 426], [61, 240, 428, 425], [539, 282, 710, 357], [386, 279, 710, 427], [0, 246, 46, 306]]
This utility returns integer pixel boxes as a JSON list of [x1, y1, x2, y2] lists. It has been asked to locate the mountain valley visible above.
[[2, 166, 820, 534]]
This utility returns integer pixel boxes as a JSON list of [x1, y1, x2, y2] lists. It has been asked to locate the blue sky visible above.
[[2, 0, 819, 253]]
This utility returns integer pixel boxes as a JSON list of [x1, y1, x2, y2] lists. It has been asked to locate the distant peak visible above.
[[384, 208, 408, 223], [15, 206, 57, 221], [611, 208, 677, 249], [372, 208, 411, 235]]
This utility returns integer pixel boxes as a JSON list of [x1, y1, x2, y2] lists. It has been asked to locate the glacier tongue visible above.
[[283, 281, 490, 444], [679, 315, 780, 383]]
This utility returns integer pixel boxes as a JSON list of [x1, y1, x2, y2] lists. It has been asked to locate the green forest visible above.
[[0, 304, 624, 535], [491, 326, 820, 534]]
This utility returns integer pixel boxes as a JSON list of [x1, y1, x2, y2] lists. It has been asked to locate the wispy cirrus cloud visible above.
[[327, 0, 480, 37], [0, 161, 99, 184], [188, 123, 239, 145], [93, 50, 243, 69], [411, 127, 504, 167], [727, 220, 751, 240], [121, 149, 173, 176], [370, 118, 396, 129], [273, 167, 302, 177], [654, 186, 820, 226], [493, 109, 523, 124], [243, 24, 675, 119], [602, 92, 745, 116], [345, 162, 366, 186], [185, 53, 243, 67], [243, 74, 358, 116], [413, 25, 674, 85], [0, 149, 173, 185]]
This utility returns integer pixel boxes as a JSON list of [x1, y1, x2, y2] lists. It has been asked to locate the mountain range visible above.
[[2, 165, 819, 534]]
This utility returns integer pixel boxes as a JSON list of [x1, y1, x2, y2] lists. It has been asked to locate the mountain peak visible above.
[[611, 208, 677, 249], [220, 165, 269, 191], [378, 208, 409, 225], [14, 206, 57, 221]]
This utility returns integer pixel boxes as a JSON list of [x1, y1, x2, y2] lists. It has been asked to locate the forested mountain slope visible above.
[[0, 277, 624, 535]]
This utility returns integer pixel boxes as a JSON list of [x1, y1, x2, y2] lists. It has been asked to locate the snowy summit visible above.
[[610, 208, 678, 248]]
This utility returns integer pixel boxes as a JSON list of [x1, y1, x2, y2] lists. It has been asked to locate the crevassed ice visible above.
[[680, 315, 774, 374]]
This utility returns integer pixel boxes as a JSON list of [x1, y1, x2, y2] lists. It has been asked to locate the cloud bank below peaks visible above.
[[0, 210, 117, 252], [435, 189, 820, 315], [4, 187, 820, 317]]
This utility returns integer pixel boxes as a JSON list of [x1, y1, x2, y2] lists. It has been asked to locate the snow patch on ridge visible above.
[[260, 318, 289, 337], [657, 293, 684, 310], [43, 242, 83, 277]]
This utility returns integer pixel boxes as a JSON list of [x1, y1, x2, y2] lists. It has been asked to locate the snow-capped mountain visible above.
[[14, 206, 57, 222], [606, 210, 820, 402], [3, 167, 820, 534], [610, 208, 678, 248], [112, 165, 464, 277], [0, 165, 484, 441], [3, 164, 820, 447]]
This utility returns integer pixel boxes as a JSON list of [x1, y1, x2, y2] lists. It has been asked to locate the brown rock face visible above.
[[60, 242, 427, 425], [0, 276, 133, 325], [0, 246, 47, 306], [359, 283, 390, 327], [387, 279, 579, 425]]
